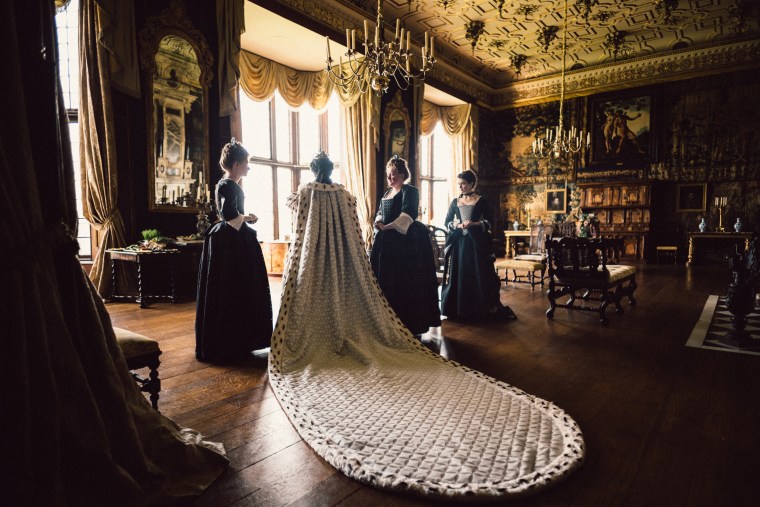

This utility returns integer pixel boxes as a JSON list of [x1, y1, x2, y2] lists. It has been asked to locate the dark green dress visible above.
[[370, 185, 441, 335], [441, 197, 514, 320]]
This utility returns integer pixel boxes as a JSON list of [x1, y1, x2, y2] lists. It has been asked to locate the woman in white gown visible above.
[[268, 153, 584, 500]]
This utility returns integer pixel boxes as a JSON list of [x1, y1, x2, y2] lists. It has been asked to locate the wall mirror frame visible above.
[[383, 90, 411, 167], [139, 1, 213, 213]]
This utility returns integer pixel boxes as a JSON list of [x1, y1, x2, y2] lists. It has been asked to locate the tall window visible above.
[[239, 90, 342, 242], [55, 0, 91, 258], [419, 121, 452, 227]]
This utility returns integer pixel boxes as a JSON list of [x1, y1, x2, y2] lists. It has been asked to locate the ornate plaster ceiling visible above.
[[367, 0, 759, 87], [251, 0, 760, 106]]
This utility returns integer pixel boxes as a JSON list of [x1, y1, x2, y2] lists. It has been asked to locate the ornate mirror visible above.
[[140, 2, 212, 212], [383, 91, 411, 164]]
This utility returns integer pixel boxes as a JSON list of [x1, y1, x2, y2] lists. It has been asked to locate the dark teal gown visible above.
[[370, 185, 441, 335], [440, 197, 515, 320], [195, 179, 273, 362]]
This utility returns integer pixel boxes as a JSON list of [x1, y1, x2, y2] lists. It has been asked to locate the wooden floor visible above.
[[106, 261, 760, 506]]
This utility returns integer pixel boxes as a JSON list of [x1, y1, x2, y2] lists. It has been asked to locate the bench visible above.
[[545, 237, 637, 325], [495, 255, 547, 290]]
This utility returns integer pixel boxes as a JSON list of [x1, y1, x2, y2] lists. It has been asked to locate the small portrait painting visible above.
[[676, 183, 706, 212], [546, 189, 566, 213]]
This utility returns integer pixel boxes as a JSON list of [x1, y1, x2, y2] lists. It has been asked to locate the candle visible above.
[[364, 20, 369, 44], [172, 190, 175, 202], [351, 29, 356, 51], [424, 31, 429, 54], [346, 29, 351, 49], [400, 28, 405, 49], [395, 19, 400, 40], [431, 37, 435, 58], [406, 31, 410, 51], [206, 189, 210, 202], [715, 197, 719, 206], [326, 37, 331, 61], [587, 132, 591, 146]]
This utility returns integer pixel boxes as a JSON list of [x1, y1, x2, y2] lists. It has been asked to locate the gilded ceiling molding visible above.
[[492, 38, 760, 110], [269, 0, 494, 104]]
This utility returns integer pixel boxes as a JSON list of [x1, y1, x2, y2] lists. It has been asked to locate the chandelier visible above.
[[324, 0, 435, 95], [533, 0, 590, 158]]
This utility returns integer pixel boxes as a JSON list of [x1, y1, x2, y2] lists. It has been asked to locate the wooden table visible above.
[[106, 249, 180, 308], [504, 230, 531, 258], [686, 232, 752, 266]]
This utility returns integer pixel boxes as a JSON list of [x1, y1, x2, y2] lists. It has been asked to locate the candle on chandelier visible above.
[[395, 19, 400, 40], [715, 196, 719, 206], [722, 196, 727, 206], [406, 31, 410, 51], [400, 28, 405, 49], [325, 37, 332, 61], [364, 20, 369, 44], [351, 30, 356, 51], [424, 31, 429, 54], [346, 29, 351, 49], [431, 37, 435, 58], [587, 132, 591, 146]]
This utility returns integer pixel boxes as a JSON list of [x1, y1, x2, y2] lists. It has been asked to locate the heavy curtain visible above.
[[3, 0, 228, 504], [238, 51, 379, 243], [80, 0, 129, 296], [420, 99, 477, 199], [217, 0, 244, 116]]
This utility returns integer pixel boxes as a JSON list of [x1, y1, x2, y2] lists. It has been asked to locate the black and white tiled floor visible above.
[[686, 295, 760, 356]]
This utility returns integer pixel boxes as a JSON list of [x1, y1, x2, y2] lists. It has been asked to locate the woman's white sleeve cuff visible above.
[[386, 212, 413, 235]]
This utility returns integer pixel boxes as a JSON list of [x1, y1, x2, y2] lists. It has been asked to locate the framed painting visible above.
[[590, 93, 652, 166], [546, 189, 566, 213], [676, 183, 707, 212]]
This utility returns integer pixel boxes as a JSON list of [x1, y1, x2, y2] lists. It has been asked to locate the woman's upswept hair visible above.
[[219, 137, 249, 171], [457, 169, 477, 186], [386, 155, 410, 182]]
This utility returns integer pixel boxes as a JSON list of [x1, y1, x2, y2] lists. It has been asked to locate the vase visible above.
[[698, 218, 707, 233], [512, 220, 520, 231], [734, 218, 743, 232]]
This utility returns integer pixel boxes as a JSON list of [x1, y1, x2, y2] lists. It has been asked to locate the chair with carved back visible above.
[[545, 237, 637, 325], [425, 224, 447, 284]]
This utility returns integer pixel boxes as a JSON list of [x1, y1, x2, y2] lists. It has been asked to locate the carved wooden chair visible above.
[[495, 224, 553, 290], [114, 327, 162, 410], [426, 224, 447, 284], [545, 237, 637, 325]]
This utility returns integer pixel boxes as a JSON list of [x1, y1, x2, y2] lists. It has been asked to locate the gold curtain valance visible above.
[[239, 50, 365, 110], [420, 100, 471, 136]]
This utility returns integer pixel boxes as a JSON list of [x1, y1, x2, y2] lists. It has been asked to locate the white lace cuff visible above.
[[385, 212, 413, 235]]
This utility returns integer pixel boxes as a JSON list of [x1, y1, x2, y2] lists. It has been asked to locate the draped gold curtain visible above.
[[420, 99, 477, 200], [217, 0, 244, 116], [80, 0, 129, 296], [239, 51, 378, 242], [4, 1, 227, 503]]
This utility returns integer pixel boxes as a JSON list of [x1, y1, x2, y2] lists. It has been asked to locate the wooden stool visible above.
[[114, 327, 162, 410], [495, 255, 547, 290], [656, 245, 678, 264]]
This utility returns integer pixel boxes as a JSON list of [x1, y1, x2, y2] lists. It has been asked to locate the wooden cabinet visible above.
[[261, 241, 290, 274], [579, 182, 651, 258]]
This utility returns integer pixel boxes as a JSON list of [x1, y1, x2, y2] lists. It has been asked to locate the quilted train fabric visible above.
[[268, 182, 585, 499]]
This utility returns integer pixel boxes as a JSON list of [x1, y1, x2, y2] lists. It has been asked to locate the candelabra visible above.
[[714, 196, 727, 232], [532, 0, 590, 158], [324, 0, 435, 95]]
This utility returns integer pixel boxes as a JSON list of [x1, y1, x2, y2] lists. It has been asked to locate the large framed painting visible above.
[[546, 189, 566, 213], [383, 90, 410, 164], [676, 183, 707, 212], [590, 93, 652, 167]]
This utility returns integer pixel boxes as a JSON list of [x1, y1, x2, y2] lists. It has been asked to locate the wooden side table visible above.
[[106, 249, 180, 308], [503, 230, 531, 258]]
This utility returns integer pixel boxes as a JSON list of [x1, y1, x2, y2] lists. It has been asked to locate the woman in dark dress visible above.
[[196, 139, 273, 362], [370, 156, 441, 336], [440, 170, 516, 321]]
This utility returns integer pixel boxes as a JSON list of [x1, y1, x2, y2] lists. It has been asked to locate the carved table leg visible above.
[[137, 256, 147, 308]]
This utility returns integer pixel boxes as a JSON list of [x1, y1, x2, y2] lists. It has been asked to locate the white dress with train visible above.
[[268, 182, 584, 499]]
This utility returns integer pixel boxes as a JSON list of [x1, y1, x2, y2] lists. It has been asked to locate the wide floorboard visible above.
[[106, 261, 760, 506]]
